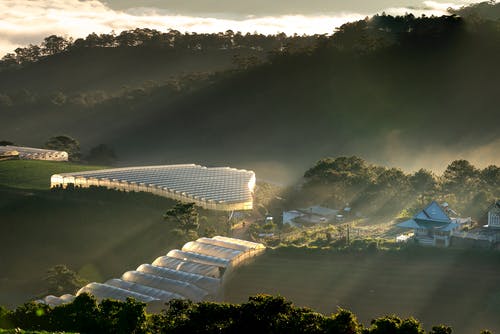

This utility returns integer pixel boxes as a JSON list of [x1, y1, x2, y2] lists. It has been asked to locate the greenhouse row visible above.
[[0, 145, 68, 161], [37, 236, 265, 312], [50, 164, 256, 211]]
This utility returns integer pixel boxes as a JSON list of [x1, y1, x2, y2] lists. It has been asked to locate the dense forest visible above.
[[281, 156, 500, 220], [1, 2, 500, 182], [0, 294, 494, 334]]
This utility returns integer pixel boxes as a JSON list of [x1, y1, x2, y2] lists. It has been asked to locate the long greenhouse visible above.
[[0, 145, 68, 161], [50, 164, 256, 211], [38, 236, 265, 312]]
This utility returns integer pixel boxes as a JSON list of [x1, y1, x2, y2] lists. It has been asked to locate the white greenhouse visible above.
[[77, 283, 159, 303], [166, 249, 231, 268], [136, 264, 220, 294], [105, 279, 184, 301], [182, 241, 244, 260], [151, 256, 223, 278], [50, 164, 256, 211], [0, 145, 68, 161], [121, 271, 210, 302], [39, 236, 265, 311]]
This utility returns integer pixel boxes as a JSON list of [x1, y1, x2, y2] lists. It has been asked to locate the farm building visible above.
[[50, 164, 256, 211], [0, 145, 68, 161], [37, 236, 265, 311], [283, 205, 339, 226], [485, 200, 500, 229], [397, 201, 471, 247]]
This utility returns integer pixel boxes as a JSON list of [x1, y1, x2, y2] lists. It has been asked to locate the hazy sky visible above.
[[1, 0, 478, 57]]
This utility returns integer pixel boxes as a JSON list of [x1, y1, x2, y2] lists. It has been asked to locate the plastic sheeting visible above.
[[182, 241, 243, 260], [77, 283, 158, 303], [151, 256, 223, 278], [105, 279, 184, 301], [213, 236, 265, 250], [196, 237, 252, 251], [137, 264, 220, 294], [50, 164, 255, 211], [167, 249, 230, 268], [36, 294, 75, 307], [39, 237, 265, 310], [0, 145, 68, 161], [121, 271, 210, 302]]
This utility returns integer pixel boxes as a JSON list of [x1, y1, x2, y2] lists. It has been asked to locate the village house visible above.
[[485, 200, 500, 229], [397, 201, 463, 247]]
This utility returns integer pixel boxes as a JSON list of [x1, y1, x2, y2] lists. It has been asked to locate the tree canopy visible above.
[[0, 294, 493, 333], [44, 135, 80, 161], [289, 156, 500, 219]]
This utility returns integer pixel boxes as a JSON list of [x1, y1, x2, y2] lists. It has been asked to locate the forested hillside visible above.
[[2, 3, 500, 182], [282, 156, 500, 220]]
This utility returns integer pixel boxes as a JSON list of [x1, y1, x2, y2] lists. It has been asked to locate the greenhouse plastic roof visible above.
[[77, 283, 158, 303], [50, 164, 255, 211], [137, 264, 220, 293], [105, 279, 184, 301], [182, 241, 245, 260], [121, 271, 209, 301], [151, 256, 222, 278], [0, 145, 68, 161], [167, 249, 231, 267], [40, 236, 265, 309]]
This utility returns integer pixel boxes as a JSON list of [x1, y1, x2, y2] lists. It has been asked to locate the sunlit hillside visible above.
[[225, 247, 500, 334], [1, 10, 500, 182]]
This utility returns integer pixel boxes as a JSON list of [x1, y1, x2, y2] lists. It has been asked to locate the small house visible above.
[[398, 201, 460, 247], [485, 200, 500, 229]]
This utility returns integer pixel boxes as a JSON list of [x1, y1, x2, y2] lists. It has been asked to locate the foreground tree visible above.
[[45, 264, 88, 295], [164, 202, 199, 234]]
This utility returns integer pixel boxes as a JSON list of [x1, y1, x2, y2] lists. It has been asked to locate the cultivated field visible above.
[[224, 247, 500, 334]]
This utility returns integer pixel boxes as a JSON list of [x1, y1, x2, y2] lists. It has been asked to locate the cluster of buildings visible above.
[[37, 236, 265, 311], [0, 145, 68, 161], [398, 201, 500, 247]]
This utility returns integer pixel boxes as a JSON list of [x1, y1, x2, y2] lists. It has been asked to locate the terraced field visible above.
[[224, 247, 500, 334]]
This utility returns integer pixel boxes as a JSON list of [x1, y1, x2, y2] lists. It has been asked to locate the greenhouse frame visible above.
[[136, 264, 220, 294], [50, 164, 256, 211], [0, 145, 68, 161], [40, 236, 265, 311], [151, 256, 223, 278]]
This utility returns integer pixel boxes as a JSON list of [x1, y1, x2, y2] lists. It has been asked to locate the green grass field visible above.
[[0, 160, 105, 190], [224, 247, 500, 334]]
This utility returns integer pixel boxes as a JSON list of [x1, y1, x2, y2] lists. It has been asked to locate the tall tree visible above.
[[45, 264, 87, 295], [164, 202, 199, 234]]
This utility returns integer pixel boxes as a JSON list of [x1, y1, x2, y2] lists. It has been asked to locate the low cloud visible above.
[[0, 0, 477, 57]]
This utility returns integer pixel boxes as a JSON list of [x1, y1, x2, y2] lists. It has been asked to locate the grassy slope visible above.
[[0, 161, 182, 307], [0, 160, 106, 190], [224, 247, 500, 334]]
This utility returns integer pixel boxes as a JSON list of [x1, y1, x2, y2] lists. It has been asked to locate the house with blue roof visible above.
[[397, 201, 460, 247]]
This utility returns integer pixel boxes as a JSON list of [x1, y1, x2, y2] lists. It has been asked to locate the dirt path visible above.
[[230, 219, 253, 240]]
